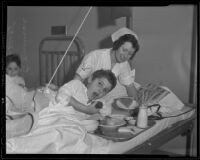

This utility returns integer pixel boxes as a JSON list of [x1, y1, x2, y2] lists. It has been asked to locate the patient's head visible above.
[[6, 54, 22, 77], [86, 70, 117, 101]]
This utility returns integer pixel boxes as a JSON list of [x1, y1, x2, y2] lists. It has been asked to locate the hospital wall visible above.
[[7, 5, 195, 155], [132, 6, 195, 155]]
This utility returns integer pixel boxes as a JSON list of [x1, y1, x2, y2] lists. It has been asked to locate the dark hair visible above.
[[112, 34, 140, 60], [6, 54, 21, 68], [92, 70, 117, 92]]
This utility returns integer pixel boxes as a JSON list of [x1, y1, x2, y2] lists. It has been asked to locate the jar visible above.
[[137, 105, 148, 128]]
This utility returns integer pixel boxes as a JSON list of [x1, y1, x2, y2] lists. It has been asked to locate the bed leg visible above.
[[181, 121, 194, 156]]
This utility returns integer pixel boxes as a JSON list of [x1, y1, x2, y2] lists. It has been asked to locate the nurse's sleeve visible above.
[[119, 62, 138, 100], [76, 52, 94, 80]]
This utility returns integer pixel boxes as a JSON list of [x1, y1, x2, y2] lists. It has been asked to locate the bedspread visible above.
[[6, 105, 111, 154]]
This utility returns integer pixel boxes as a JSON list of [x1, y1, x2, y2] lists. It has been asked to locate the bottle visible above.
[[137, 105, 148, 128]]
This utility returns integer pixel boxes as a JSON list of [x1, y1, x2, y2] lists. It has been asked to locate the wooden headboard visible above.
[[39, 36, 85, 87]]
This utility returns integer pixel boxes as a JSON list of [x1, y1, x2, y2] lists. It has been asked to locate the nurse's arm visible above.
[[125, 83, 138, 101]]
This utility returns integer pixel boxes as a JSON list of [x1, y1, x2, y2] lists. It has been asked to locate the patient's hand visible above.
[[46, 83, 58, 91], [87, 101, 101, 114]]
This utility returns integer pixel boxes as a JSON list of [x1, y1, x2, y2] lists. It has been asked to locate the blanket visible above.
[[6, 103, 111, 154]]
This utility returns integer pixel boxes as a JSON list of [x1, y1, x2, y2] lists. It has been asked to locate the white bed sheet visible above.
[[103, 106, 195, 154]]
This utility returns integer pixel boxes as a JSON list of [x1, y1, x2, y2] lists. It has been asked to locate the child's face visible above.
[[87, 77, 112, 101], [6, 62, 20, 77]]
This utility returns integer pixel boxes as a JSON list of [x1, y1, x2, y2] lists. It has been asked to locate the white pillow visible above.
[[159, 86, 184, 113]]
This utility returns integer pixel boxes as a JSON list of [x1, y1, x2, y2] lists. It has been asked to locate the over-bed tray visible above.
[[106, 104, 196, 155]]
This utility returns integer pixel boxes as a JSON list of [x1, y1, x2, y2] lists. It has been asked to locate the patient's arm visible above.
[[68, 97, 100, 115]]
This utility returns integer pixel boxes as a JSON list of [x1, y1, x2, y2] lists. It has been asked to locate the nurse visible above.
[[74, 27, 140, 101]]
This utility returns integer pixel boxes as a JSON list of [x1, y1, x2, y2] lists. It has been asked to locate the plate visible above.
[[94, 128, 134, 142], [112, 97, 138, 110], [110, 114, 127, 120], [99, 117, 126, 127], [94, 119, 156, 142]]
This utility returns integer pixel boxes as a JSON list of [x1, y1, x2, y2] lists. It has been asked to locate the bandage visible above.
[[119, 69, 135, 86]]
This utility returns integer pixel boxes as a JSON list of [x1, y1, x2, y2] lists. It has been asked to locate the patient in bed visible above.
[[6, 54, 38, 114], [6, 69, 117, 139], [54, 69, 116, 117], [6, 54, 26, 88]]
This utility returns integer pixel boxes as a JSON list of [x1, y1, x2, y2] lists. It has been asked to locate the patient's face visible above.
[[115, 42, 135, 63], [87, 77, 112, 101], [6, 62, 20, 77]]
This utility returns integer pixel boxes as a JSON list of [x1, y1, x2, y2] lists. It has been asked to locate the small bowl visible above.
[[82, 120, 99, 132], [99, 117, 126, 134], [110, 114, 127, 120], [128, 119, 136, 125], [125, 117, 137, 125]]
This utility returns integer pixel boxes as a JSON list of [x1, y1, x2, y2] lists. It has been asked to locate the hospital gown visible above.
[[52, 79, 93, 120], [6, 74, 34, 114], [11, 75, 26, 88]]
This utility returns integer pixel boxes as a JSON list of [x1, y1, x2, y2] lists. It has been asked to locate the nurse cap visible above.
[[111, 27, 138, 42]]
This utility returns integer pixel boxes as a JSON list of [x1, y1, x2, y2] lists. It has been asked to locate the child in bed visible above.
[[6, 54, 26, 88], [6, 75, 50, 139], [6, 54, 34, 115], [54, 69, 117, 117], [6, 69, 117, 139]]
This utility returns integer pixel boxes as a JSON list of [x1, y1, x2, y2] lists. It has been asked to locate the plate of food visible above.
[[95, 117, 134, 142], [113, 97, 138, 110], [99, 117, 126, 131], [94, 128, 134, 142]]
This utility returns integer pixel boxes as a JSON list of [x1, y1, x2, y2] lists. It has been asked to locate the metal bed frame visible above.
[[39, 36, 85, 87]]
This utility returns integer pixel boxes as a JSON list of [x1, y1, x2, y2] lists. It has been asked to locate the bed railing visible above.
[[39, 36, 85, 87]]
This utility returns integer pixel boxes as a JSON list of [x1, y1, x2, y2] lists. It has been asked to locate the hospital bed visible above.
[[38, 36, 196, 155]]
